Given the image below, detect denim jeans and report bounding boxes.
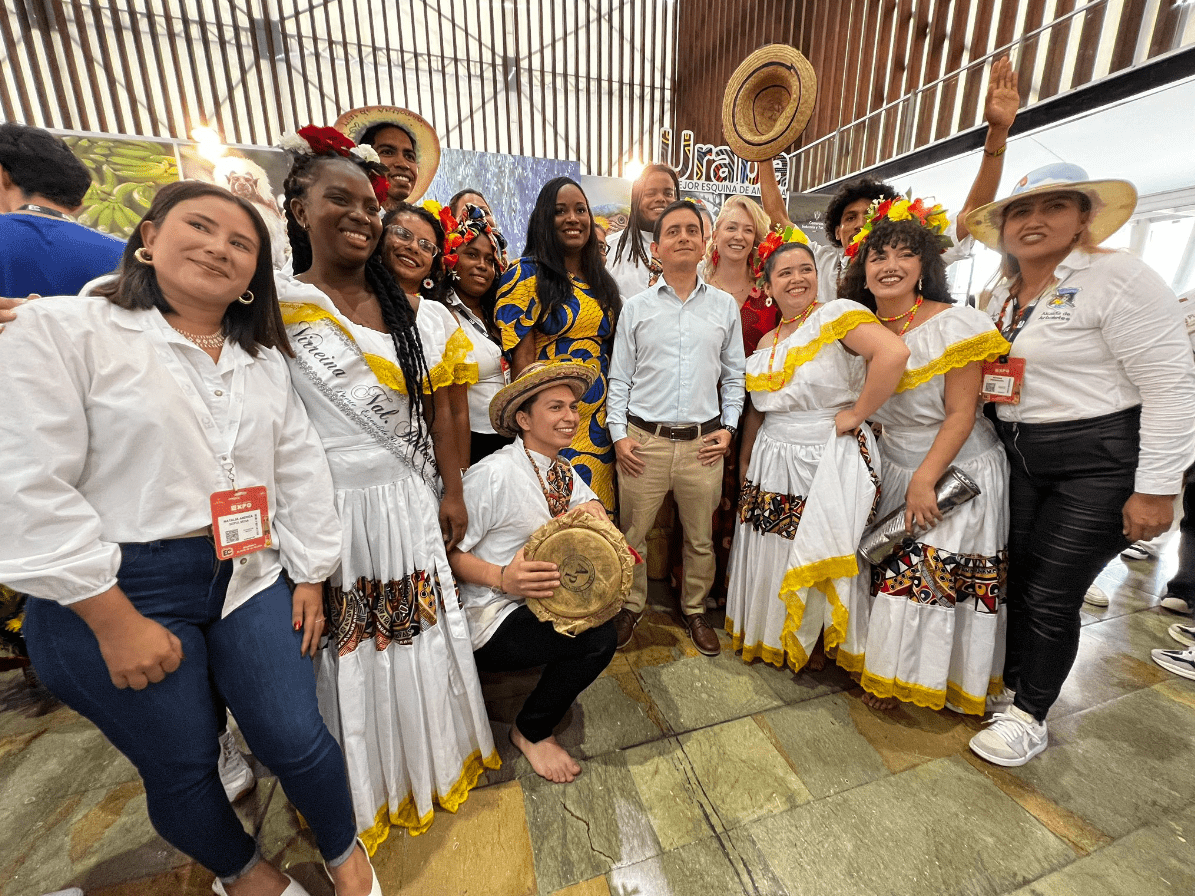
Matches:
[23,537,357,879]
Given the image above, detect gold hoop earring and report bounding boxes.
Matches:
[237,290,254,305]
[134,247,153,265]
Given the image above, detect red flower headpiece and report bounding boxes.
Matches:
[843,194,952,261]
[282,125,390,205]
[751,224,811,283]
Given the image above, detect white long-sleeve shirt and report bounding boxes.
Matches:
[0,295,342,614]
[986,248,1195,495]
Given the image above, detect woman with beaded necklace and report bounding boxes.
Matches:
[841,203,1012,715]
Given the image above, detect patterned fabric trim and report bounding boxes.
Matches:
[854,427,882,524]
[726,623,805,673]
[895,329,1011,393]
[737,481,807,540]
[326,570,446,656]
[857,671,1005,715]
[0,585,28,666]
[871,543,1008,611]
[425,326,479,393]
[545,458,574,518]
[745,309,878,393]
[359,747,503,852]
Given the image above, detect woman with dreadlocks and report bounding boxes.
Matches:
[277,127,497,852]
[606,164,679,299]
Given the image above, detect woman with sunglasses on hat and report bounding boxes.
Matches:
[276,128,497,852]
[0,180,381,895]
[963,164,1195,767]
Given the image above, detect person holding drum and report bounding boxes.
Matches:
[448,360,619,784]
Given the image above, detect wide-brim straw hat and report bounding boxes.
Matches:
[489,359,598,438]
[964,162,1137,251]
[721,44,818,162]
[333,105,440,202]
[523,509,632,637]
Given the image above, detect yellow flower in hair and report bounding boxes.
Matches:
[928,211,950,232]
[887,200,912,222]
[422,199,444,217]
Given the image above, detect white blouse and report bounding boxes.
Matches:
[445,292,507,435]
[0,295,342,614]
[986,249,1195,495]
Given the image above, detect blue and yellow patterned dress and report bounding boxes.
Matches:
[495,258,616,512]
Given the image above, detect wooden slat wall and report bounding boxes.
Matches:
[672,0,1195,191]
[0,0,679,177]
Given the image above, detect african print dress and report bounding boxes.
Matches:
[860,306,1011,714]
[276,275,498,853]
[495,258,616,511]
[725,300,883,673]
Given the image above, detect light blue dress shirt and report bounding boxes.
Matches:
[607,274,746,442]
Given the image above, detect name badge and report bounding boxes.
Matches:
[981,358,1025,404]
[210,486,272,559]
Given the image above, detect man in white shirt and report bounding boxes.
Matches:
[449,361,616,784]
[607,200,747,655]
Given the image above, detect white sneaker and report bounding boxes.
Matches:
[1151,646,1195,681]
[218,727,256,803]
[1083,584,1110,607]
[968,706,1048,767]
[1161,595,1193,614]
[986,686,1016,714]
[1169,623,1195,647]
[1121,540,1160,561]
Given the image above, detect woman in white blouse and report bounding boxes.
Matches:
[964,164,1195,768]
[0,181,379,895]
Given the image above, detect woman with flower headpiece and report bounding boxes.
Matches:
[275,126,497,852]
[496,177,622,513]
[725,228,908,675]
[840,198,1012,715]
[426,200,514,463]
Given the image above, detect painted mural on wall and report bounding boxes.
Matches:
[61,137,178,239]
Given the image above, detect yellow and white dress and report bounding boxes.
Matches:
[276,275,497,853]
[725,299,882,673]
[860,305,1011,714]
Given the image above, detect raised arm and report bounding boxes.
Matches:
[955,56,1020,241]
[758,157,794,230]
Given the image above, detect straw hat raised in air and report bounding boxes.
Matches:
[721,44,818,162]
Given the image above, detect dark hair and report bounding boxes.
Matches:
[359,121,417,153]
[522,177,622,334]
[839,218,954,311]
[824,178,901,247]
[283,152,432,442]
[651,199,705,243]
[382,202,449,307]
[455,231,501,327]
[612,164,680,269]
[0,123,92,207]
[763,241,818,285]
[93,181,287,357]
[450,188,487,216]
[998,190,1094,280]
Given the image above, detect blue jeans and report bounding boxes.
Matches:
[23,537,356,879]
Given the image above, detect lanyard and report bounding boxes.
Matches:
[15,203,70,220]
[450,295,500,346]
[997,276,1062,347]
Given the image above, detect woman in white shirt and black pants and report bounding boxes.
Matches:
[963,165,1195,769]
[0,182,379,896]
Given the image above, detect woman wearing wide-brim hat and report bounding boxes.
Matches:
[334,105,440,207]
[964,163,1195,768]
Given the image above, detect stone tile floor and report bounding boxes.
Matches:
[3,540,1195,896]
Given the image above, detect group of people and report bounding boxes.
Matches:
[2,54,1195,896]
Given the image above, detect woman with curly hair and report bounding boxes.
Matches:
[277,128,497,852]
[841,204,1012,715]
[495,177,622,512]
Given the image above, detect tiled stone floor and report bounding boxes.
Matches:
[4,539,1195,896]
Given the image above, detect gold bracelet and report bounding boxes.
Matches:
[498,564,507,591]
[984,144,1007,157]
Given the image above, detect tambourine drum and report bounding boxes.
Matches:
[522,509,633,637]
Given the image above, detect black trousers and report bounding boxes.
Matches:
[998,406,1140,722]
[470,430,514,466]
[473,606,617,742]
[1164,467,1195,615]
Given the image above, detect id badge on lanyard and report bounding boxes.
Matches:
[981,295,1035,404]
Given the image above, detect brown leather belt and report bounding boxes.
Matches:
[627,414,722,441]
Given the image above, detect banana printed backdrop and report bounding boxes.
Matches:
[63,137,180,239]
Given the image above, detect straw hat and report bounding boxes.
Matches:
[489,359,598,438]
[523,509,632,637]
[721,44,818,162]
[964,163,1137,251]
[333,105,440,201]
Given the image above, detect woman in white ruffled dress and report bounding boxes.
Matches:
[278,134,497,853]
[725,237,908,674]
[841,210,1012,714]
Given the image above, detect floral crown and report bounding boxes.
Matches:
[843,193,952,261]
[279,125,390,205]
[422,199,509,274]
[752,223,811,283]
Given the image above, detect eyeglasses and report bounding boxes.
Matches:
[597,243,609,257]
[386,225,440,257]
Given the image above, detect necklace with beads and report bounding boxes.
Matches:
[170,324,225,350]
[877,295,924,335]
[765,300,819,388]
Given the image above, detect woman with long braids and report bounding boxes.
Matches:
[495,177,622,512]
[276,127,497,851]
[606,163,680,299]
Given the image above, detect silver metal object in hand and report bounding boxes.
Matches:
[857,466,981,565]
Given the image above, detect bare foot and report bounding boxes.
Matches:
[326,842,375,896]
[511,725,581,783]
[222,861,290,896]
[806,637,827,672]
[861,691,898,711]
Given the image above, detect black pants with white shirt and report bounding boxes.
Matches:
[997,406,1139,722]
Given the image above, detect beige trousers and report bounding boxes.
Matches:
[619,423,724,616]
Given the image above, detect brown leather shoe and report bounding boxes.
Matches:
[614,608,641,649]
[685,613,721,656]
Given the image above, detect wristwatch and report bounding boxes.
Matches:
[722,425,737,438]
